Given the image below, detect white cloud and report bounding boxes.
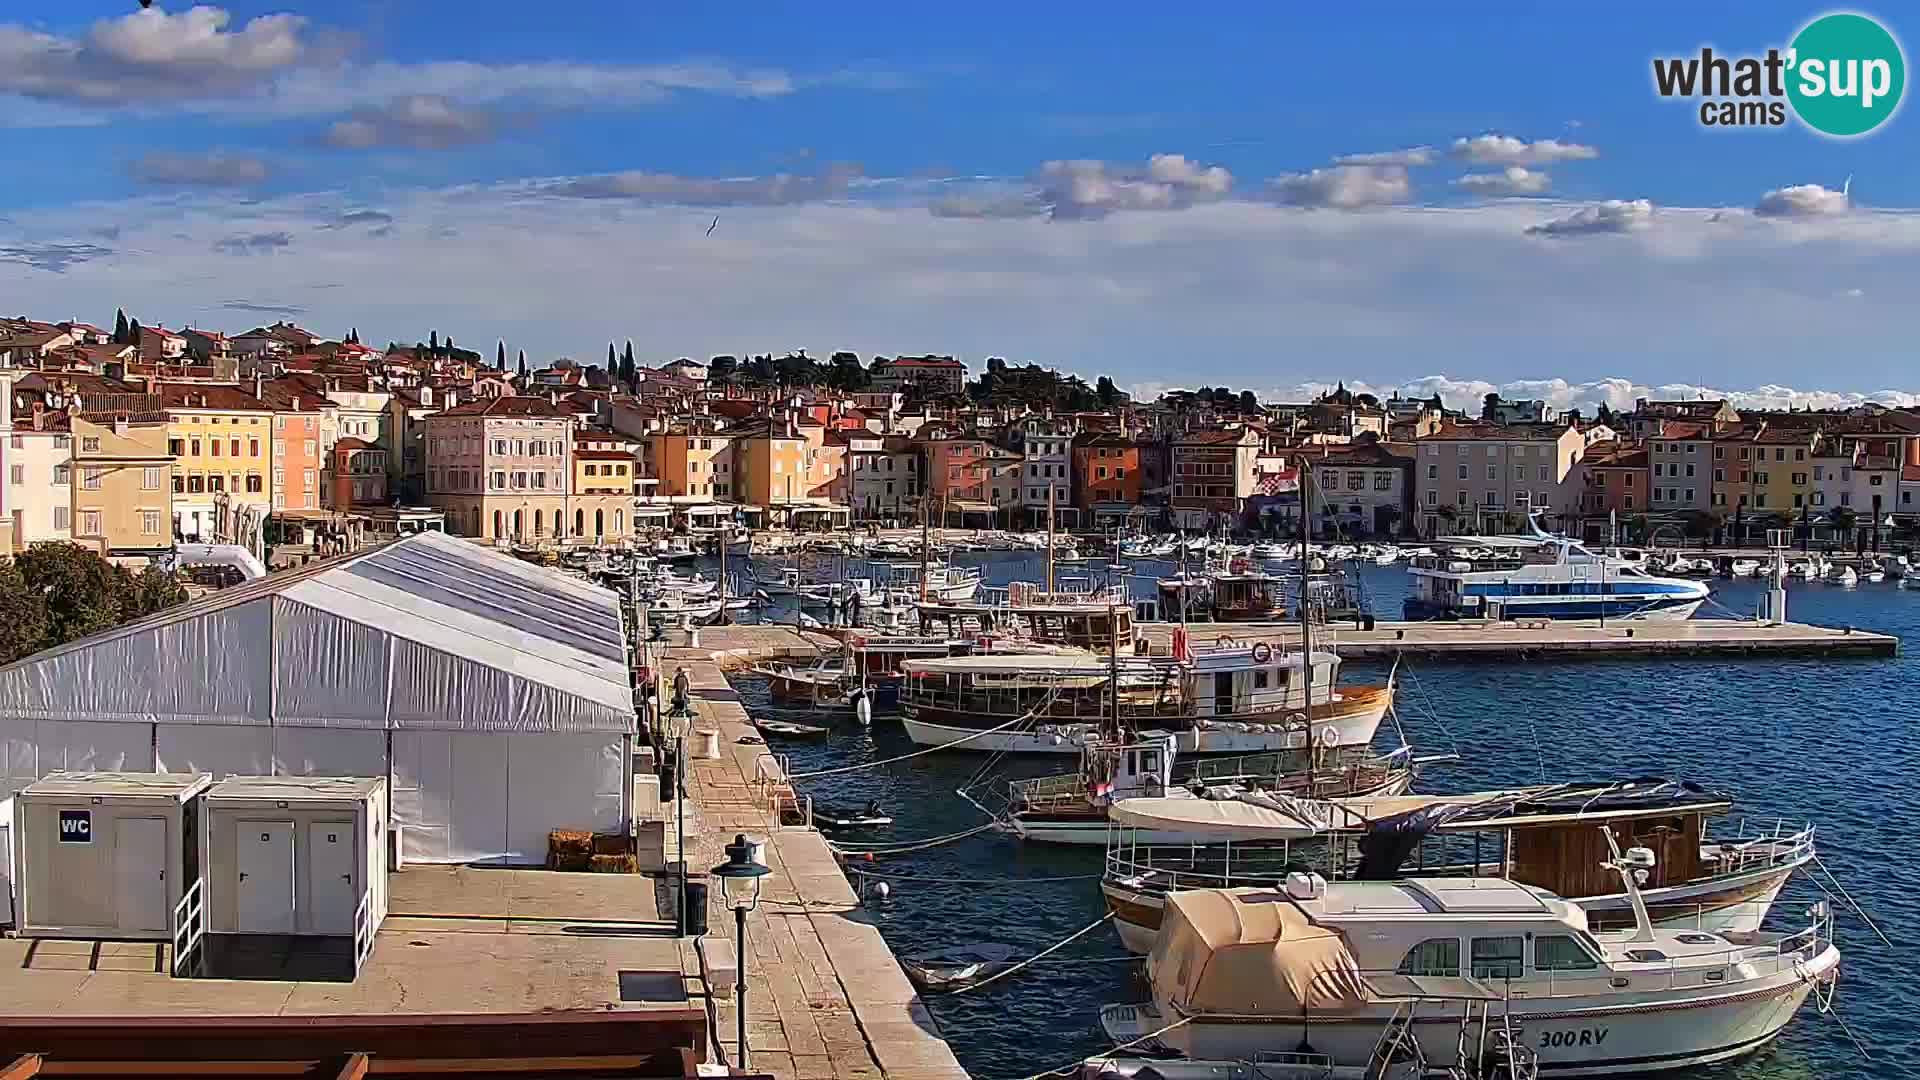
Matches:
[0,6,311,104]
[1453,166,1551,196]
[1266,165,1410,208]
[3,187,1919,393]
[549,164,863,205]
[323,95,498,149]
[258,58,797,117]
[129,149,270,186]
[1525,199,1653,237]
[1282,375,1920,415]
[1036,154,1233,219]
[1451,134,1598,166]
[1754,183,1850,218]
[1334,147,1435,167]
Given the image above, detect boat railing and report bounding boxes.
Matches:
[1106,842,1312,893]
[1715,818,1817,872]
[899,677,1351,723]
[977,581,1131,609]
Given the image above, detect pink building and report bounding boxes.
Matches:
[424,396,574,542]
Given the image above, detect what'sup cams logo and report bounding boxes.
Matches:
[1653,12,1905,137]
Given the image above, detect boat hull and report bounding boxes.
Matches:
[1104,947,1836,1076]
[1403,596,1704,621]
[903,687,1390,755]
[1012,773,1414,846]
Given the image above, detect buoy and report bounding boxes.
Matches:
[875,880,892,899]
[856,692,874,727]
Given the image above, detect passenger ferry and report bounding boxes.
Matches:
[1404,522,1707,621]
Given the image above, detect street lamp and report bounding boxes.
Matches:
[662,689,692,938]
[711,834,770,1071]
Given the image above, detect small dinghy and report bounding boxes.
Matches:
[758,718,830,738]
[812,799,892,830]
[900,943,1022,992]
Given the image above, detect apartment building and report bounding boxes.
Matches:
[869,355,967,396]
[651,427,735,501]
[157,384,273,541]
[70,406,173,560]
[571,430,635,544]
[1413,422,1586,537]
[1646,420,1713,515]
[1019,416,1076,527]
[734,419,809,509]
[984,447,1025,522]
[331,438,389,507]
[1073,432,1142,526]
[1574,441,1648,539]
[1729,426,1819,517]
[1170,426,1260,529]
[1810,440,1899,524]
[1307,442,1413,538]
[846,433,920,521]
[424,396,573,542]
[9,407,72,546]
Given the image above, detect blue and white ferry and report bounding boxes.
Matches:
[1404,519,1708,621]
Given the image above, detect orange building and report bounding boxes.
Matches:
[1073,433,1142,519]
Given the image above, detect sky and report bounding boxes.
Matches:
[1,2,1917,413]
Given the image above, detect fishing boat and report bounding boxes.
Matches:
[846,634,980,707]
[901,944,1022,993]
[1827,564,1859,586]
[1405,518,1707,621]
[757,717,830,738]
[1099,831,1840,1076]
[755,659,853,704]
[1000,734,1422,845]
[914,580,1136,652]
[899,636,1392,755]
[812,799,892,829]
[1100,778,1815,953]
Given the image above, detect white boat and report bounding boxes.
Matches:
[1405,519,1707,621]
[1726,558,1760,578]
[899,639,1392,756]
[1101,830,1839,1077]
[1863,567,1886,583]
[1250,541,1292,562]
[1827,565,1858,586]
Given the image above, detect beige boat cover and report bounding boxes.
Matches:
[1148,888,1371,1016]
[1109,795,1335,840]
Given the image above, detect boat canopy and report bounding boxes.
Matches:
[1108,794,1341,840]
[1148,888,1371,1015]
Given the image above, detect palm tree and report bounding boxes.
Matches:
[1830,505,1858,549]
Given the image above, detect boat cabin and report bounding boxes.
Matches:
[916,596,1133,652]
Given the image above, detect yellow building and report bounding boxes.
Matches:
[156,384,273,541]
[70,407,174,560]
[1741,425,1819,518]
[570,429,637,544]
[735,419,808,509]
[650,428,735,501]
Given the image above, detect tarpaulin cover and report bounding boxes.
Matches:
[1148,888,1370,1016]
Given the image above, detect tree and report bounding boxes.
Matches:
[0,562,48,664]
[708,355,738,382]
[1595,401,1615,426]
[620,341,637,388]
[120,565,187,620]
[429,330,439,352]
[607,342,617,372]
[1096,376,1119,409]
[1239,390,1259,413]
[113,309,129,344]
[1831,505,1858,548]
[497,340,506,369]
[1481,392,1502,422]
[127,318,143,351]
[517,349,528,381]
[15,543,126,650]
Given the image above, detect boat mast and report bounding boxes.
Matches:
[1298,456,1314,720]
[919,493,931,605]
[1046,484,1057,597]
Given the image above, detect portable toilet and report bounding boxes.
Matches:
[200,776,388,959]
[12,771,211,940]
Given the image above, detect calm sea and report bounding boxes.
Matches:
[722,550,1916,1080]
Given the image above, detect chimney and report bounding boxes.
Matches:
[254,374,262,399]
[292,396,301,412]
[419,385,433,407]
[445,388,458,408]
[549,390,560,406]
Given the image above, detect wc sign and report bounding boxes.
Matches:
[58,809,92,844]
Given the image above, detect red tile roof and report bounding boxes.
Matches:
[154,383,271,411]
[437,395,572,418]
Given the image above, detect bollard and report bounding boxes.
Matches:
[698,728,722,759]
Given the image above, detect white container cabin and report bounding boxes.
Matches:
[12,771,211,941]
[200,775,388,954]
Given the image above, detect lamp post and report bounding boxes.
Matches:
[711,834,770,1071]
[663,683,691,937]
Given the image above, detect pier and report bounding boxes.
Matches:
[1139,617,1899,660]
[651,635,969,1080]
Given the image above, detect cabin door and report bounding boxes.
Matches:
[1214,672,1234,713]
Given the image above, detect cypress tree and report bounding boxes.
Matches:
[128,318,143,350]
[608,342,616,370]
[517,350,528,381]
[497,341,506,369]
[113,309,129,344]
[429,330,438,351]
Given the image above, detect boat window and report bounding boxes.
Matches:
[1469,936,1524,980]
[1533,935,1600,971]
[1254,670,1270,690]
[1394,938,1460,978]
[1674,932,1720,945]
[1624,949,1669,963]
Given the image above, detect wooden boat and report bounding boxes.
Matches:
[756,660,853,704]
[812,799,892,829]
[900,944,1022,993]
[758,718,830,738]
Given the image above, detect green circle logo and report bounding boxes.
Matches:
[1787,12,1906,136]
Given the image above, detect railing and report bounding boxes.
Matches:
[1713,818,1817,873]
[900,677,1351,725]
[171,876,206,978]
[352,887,375,973]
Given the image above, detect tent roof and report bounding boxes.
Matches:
[0,532,635,734]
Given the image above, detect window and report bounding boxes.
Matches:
[1538,465,1550,482]
[491,470,506,490]
[1470,936,1525,980]
[1795,448,1806,461]
[1594,473,1607,487]
[1456,490,1468,508]
[1684,488,1694,503]
[245,474,263,494]
[1347,472,1363,491]
[1714,468,1725,482]
[211,439,222,457]
[1686,443,1696,454]
[82,436,101,452]
[1791,472,1807,486]
[81,467,102,490]
[1426,464,1438,479]
[249,439,259,457]
[1425,490,1438,506]
[79,510,101,536]
[1813,465,1825,481]
[141,509,161,535]
[1624,494,1635,509]
[1457,464,1468,480]
[1513,466,1525,481]
[1840,492,1852,507]
[1486,465,1497,481]
[1685,464,1695,477]
[1775,448,1786,461]
[1534,935,1600,971]
[1374,472,1391,491]
[142,466,163,490]
[1871,474,1885,486]
[53,506,69,531]
[54,464,70,485]
[1396,938,1460,977]
[6,465,18,485]
[169,438,185,456]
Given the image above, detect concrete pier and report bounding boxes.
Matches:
[651,635,968,1080]
[1136,618,1898,660]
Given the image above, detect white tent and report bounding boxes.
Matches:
[0,532,635,865]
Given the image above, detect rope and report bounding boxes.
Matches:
[844,869,1101,885]
[788,686,1062,779]
[831,821,1000,855]
[1005,1014,1193,1080]
[951,911,1116,997]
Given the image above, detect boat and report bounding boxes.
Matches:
[1100,830,1839,1076]
[758,718,831,738]
[914,580,1135,652]
[899,637,1392,756]
[1727,558,1760,578]
[811,799,892,829]
[1863,567,1886,583]
[1827,565,1859,586]
[846,634,979,707]
[755,659,853,704]
[1100,778,1814,954]
[1001,734,1422,845]
[900,944,1022,993]
[1250,541,1293,563]
[1404,519,1708,621]
[1156,565,1289,623]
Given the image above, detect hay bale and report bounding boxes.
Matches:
[589,853,639,874]
[591,831,633,856]
[548,829,594,871]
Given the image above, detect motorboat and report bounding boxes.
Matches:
[1404,518,1707,621]
[913,580,1134,652]
[812,799,892,829]
[901,944,1022,993]
[1100,830,1839,1076]
[755,659,853,705]
[1250,541,1293,563]
[1827,565,1859,587]
[1000,734,1422,845]
[899,637,1392,755]
[1101,778,1815,954]
[1726,558,1760,578]
[1862,566,1886,583]
[757,718,830,739]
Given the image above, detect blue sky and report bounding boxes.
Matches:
[2,2,1917,410]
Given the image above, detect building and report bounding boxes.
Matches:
[424,395,574,543]
[156,384,273,542]
[1073,432,1142,526]
[1412,422,1587,537]
[9,406,72,546]
[1574,441,1648,539]
[1019,415,1076,526]
[331,437,389,507]
[570,429,635,544]
[1304,442,1413,538]
[70,404,174,560]
[983,446,1025,524]
[1485,399,1552,425]
[845,433,921,521]
[1628,398,1741,441]
[870,355,967,396]
[231,321,318,358]
[1646,421,1714,517]
[649,427,735,501]
[1170,426,1261,529]
[136,325,187,361]
[1748,425,1819,521]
